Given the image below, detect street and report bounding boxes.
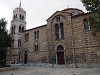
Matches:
[0,64,100,75]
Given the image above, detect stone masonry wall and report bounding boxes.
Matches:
[20,25,48,63]
[72,14,100,63]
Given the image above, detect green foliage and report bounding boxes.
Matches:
[0,18,11,66]
[89,13,100,35]
[0,18,7,32]
[81,0,100,13]
[81,0,100,35]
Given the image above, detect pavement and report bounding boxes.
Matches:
[0,64,100,75]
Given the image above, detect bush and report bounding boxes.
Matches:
[0,64,10,68]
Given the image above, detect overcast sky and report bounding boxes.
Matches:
[0,0,86,30]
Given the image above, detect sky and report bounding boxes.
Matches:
[0,0,87,30]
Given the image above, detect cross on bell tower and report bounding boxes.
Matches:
[19,0,21,7]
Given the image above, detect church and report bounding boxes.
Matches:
[7,3,100,65]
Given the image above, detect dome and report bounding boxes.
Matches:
[13,7,26,13]
[62,8,84,16]
[62,8,84,13]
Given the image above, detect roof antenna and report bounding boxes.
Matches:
[19,0,21,7]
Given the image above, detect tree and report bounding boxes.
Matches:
[0,18,11,66]
[81,0,100,35]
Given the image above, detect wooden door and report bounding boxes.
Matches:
[57,52,65,64]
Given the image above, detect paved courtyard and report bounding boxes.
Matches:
[0,65,100,75]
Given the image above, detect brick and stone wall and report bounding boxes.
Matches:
[72,14,100,63]
[20,25,48,63]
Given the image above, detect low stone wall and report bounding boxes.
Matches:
[0,67,18,72]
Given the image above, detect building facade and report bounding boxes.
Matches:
[7,5,100,64]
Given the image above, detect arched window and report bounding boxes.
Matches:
[25,33,29,42]
[84,19,90,30]
[22,27,24,32]
[57,45,64,51]
[56,16,60,22]
[22,16,24,20]
[13,14,17,19]
[34,31,39,40]
[55,23,64,39]
[20,14,21,19]
[25,50,27,54]
[16,14,17,18]
[60,23,64,39]
[37,31,39,39]
[14,26,16,33]
[55,24,59,39]
[18,39,21,47]
[19,26,21,33]
[14,15,16,19]
[35,45,38,51]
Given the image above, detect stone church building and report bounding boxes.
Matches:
[7,4,100,64]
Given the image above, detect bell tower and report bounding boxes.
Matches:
[10,1,26,63]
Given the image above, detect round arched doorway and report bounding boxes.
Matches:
[57,45,65,64]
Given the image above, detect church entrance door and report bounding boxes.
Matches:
[57,45,65,64]
[57,52,65,64]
